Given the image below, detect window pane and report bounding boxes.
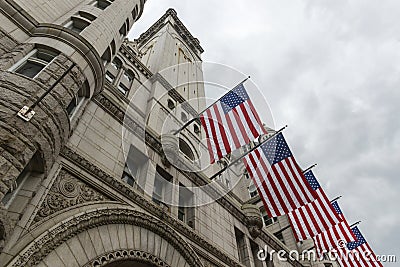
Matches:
[118,83,128,95]
[105,72,114,83]
[16,61,44,78]
[66,97,77,117]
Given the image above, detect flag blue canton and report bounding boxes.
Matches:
[331,201,343,214]
[304,171,320,191]
[220,84,250,114]
[347,227,366,250]
[261,133,293,165]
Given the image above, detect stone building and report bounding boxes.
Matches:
[0,1,338,266]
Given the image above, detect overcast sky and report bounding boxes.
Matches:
[128,0,400,260]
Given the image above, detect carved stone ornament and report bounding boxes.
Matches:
[242,204,263,239]
[9,207,204,267]
[84,249,171,267]
[33,169,109,224]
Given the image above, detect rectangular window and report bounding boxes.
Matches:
[152,166,172,209]
[118,83,129,95]
[105,71,115,83]
[250,241,264,267]
[234,228,250,265]
[123,146,148,188]
[121,164,135,186]
[274,232,285,245]
[67,87,86,118]
[249,183,258,198]
[261,209,277,226]
[13,49,57,78]
[178,184,195,228]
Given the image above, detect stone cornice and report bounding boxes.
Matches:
[120,43,152,79]
[136,8,204,54]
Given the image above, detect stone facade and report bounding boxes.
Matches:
[0,2,338,267]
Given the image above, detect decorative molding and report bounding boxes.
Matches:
[120,43,152,79]
[136,8,204,54]
[33,169,109,224]
[84,249,171,267]
[10,208,204,267]
[241,204,263,239]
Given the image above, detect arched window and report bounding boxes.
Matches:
[181,112,188,122]
[118,69,134,96]
[179,138,195,161]
[65,16,91,33]
[94,0,112,10]
[119,23,127,37]
[11,48,58,78]
[193,124,200,135]
[167,99,175,110]
[101,46,112,64]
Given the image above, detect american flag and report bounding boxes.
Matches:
[288,171,342,241]
[243,133,316,217]
[336,227,383,267]
[332,201,346,221]
[200,84,266,163]
[312,201,357,258]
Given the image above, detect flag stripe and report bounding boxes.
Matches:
[211,104,231,155]
[200,115,217,163]
[216,103,240,148]
[247,99,267,134]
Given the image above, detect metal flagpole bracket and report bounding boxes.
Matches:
[17,106,36,121]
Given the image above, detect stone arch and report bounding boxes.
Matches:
[5,205,204,267]
[85,249,170,267]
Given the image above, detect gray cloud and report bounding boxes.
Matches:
[129,0,400,260]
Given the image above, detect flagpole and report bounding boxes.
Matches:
[330,196,342,203]
[209,125,288,180]
[350,221,361,228]
[173,76,251,135]
[303,164,317,174]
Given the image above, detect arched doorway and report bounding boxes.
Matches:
[3,204,204,267]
